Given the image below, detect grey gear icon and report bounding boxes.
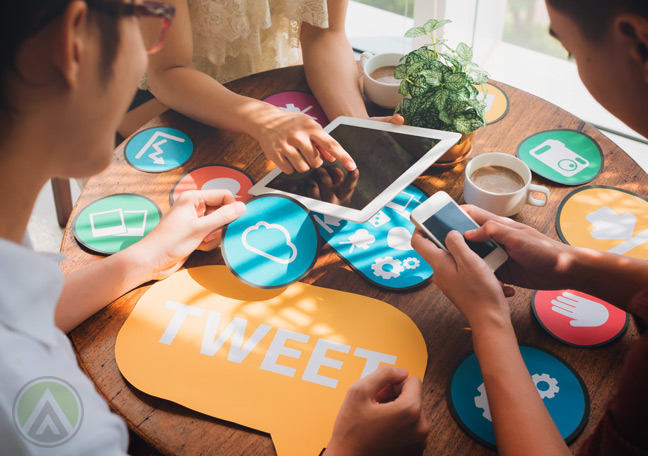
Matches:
[474,383,492,422]
[402,257,421,269]
[532,373,559,399]
[370,256,405,279]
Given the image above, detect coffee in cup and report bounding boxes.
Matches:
[360,52,404,109]
[464,153,551,217]
[369,66,399,85]
[469,165,525,194]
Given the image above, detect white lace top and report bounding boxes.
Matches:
[144,0,328,89]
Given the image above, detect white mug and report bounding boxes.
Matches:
[464,153,550,217]
[360,51,404,109]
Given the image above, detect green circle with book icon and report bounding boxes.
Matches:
[516,129,603,185]
[73,194,161,255]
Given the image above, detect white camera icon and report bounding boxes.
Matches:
[529,139,589,177]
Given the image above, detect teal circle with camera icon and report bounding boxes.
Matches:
[516,130,603,186]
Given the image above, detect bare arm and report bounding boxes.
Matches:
[301,0,369,120]
[145,0,354,174]
[412,231,570,455]
[56,190,244,333]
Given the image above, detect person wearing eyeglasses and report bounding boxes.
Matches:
[125,0,404,175]
[0,1,427,454]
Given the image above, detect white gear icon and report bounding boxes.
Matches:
[474,383,492,422]
[371,257,405,279]
[402,257,421,270]
[532,373,559,399]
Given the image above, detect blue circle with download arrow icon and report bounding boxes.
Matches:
[125,127,193,173]
[222,195,320,289]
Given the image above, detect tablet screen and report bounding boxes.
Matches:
[266,124,440,210]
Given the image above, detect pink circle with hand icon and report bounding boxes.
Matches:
[532,290,628,347]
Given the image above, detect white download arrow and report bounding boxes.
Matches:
[148,139,167,165]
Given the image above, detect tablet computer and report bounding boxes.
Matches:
[249,116,461,223]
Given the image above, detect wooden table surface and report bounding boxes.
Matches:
[61,65,643,455]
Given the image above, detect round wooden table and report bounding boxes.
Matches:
[61,65,644,455]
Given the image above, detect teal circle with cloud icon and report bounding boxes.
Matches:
[222,195,320,289]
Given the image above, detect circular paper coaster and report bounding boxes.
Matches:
[170,165,255,205]
[73,194,161,255]
[476,83,509,125]
[532,290,628,347]
[556,185,648,260]
[262,91,329,128]
[447,345,589,449]
[125,127,193,173]
[221,195,320,289]
[516,129,603,185]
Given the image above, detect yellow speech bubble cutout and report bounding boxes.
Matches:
[557,186,648,260]
[116,266,427,456]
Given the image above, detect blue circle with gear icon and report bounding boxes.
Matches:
[221,195,320,289]
[447,345,589,449]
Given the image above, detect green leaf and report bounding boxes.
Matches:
[394,64,408,80]
[439,53,461,71]
[421,69,443,87]
[456,42,473,61]
[398,79,410,96]
[423,18,452,33]
[405,27,426,38]
[431,89,448,111]
[445,72,468,91]
[468,68,490,84]
[410,75,431,96]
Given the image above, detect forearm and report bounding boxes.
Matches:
[148,66,268,138]
[56,247,153,333]
[471,315,570,456]
[302,29,368,120]
[566,246,648,309]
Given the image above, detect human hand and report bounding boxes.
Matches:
[462,205,576,290]
[306,167,359,205]
[325,366,428,456]
[551,291,610,327]
[253,103,355,174]
[412,230,511,328]
[130,190,245,280]
[370,114,406,125]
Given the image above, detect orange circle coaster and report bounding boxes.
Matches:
[475,83,509,125]
[556,185,648,260]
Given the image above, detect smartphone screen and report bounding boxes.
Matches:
[422,202,497,258]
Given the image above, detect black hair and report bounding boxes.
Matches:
[0,0,122,131]
[546,0,648,41]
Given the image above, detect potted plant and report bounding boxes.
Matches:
[395,19,490,167]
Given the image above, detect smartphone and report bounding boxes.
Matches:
[410,191,508,271]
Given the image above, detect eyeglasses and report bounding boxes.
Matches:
[121,1,175,54]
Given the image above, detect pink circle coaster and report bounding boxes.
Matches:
[532,289,628,348]
[262,91,329,127]
[170,165,255,205]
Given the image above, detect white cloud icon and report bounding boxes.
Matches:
[241,221,298,265]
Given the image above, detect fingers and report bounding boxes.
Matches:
[178,188,237,209]
[312,132,356,171]
[281,144,311,174]
[289,136,324,170]
[269,150,296,174]
[369,114,406,125]
[556,296,577,307]
[462,204,524,229]
[198,201,246,233]
[314,168,336,202]
[464,219,513,244]
[388,377,429,441]
[411,230,448,267]
[444,230,483,268]
[551,302,575,318]
[355,366,409,398]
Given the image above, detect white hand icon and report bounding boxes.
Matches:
[550,291,609,328]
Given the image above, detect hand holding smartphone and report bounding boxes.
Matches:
[410,191,508,271]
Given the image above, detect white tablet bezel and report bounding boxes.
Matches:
[249,116,462,223]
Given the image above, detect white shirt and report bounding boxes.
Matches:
[0,238,128,455]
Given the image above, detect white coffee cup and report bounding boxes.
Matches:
[464,152,550,217]
[360,51,404,109]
